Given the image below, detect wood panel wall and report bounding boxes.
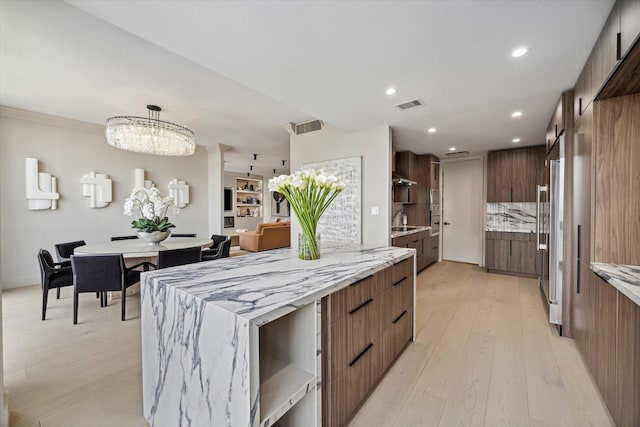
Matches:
[594,93,640,265]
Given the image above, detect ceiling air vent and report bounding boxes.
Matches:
[445,151,470,158]
[395,99,424,111]
[294,120,323,135]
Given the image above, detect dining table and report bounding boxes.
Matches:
[74,236,213,258]
[74,236,213,299]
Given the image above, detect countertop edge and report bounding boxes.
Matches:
[251,248,415,326]
[390,226,431,238]
[590,262,640,307]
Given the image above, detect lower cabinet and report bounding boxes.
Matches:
[575,271,640,427]
[392,231,437,272]
[322,257,414,427]
[485,232,539,276]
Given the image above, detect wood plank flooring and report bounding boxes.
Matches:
[2,261,613,426]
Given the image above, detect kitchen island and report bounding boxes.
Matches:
[141,244,415,427]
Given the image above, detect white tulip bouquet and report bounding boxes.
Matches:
[269,169,345,259]
[124,187,179,232]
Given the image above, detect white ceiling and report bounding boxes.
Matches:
[1,0,614,176]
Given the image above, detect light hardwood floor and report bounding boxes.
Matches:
[2,262,613,426]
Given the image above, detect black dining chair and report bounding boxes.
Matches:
[53,240,86,299]
[156,246,202,269]
[38,249,73,320]
[70,254,152,323]
[202,238,231,261]
[172,233,196,237]
[111,235,138,241]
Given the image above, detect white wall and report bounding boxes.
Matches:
[0,106,210,289]
[290,124,392,247]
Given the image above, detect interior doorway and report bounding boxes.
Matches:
[441,157,484,265]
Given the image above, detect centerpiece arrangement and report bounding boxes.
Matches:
[124,186,179,244]
[269,169,345,260]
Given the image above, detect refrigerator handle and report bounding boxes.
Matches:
[536,185,548,250]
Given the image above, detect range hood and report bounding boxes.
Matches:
[392,171,417,186]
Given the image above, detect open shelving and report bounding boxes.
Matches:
[259,302,317,427]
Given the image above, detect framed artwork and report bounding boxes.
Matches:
[303,156,361,243]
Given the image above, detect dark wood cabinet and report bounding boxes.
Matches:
[485,232,539,276]
[592,3,620,98]
[573,103,593,265]
[620,0,640,59]
[574,55,593,117]
[571,261,592,366]
[395,151,418,182]
[616,291,640,427]
[323,258,414,427]
[487,146,545,203]
[578,272,640,427]
[392,230,436,272]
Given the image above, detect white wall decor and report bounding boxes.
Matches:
[134,168,155,189]
[168,178,190,208]
[25,157,59,210]
[303,156,362,243]
[81,171,113,208]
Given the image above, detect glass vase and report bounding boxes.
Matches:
[298,232,320,260]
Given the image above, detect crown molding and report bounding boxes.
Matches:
[0,105,105,134]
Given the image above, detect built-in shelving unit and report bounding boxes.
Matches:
[236,177,263,230]
[259,302,317,427]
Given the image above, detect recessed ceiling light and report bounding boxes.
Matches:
[449,147,456,151]
[512,138,521,143]
[511,111,523,118]
[385,87,396,95]
[511,47,529,58]
[428,127,436,133]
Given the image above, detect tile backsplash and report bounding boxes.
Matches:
[486,202,537,233]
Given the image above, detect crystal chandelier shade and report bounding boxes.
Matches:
[105,105,195,156]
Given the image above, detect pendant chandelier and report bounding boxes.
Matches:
[106,105,195,156]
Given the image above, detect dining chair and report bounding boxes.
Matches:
[172,233,196,237]
[202,238,231,261]
[53,240,86,299]
[110,235,138,241]
[38,249,73,320]
[156,246,202,269]
[70,254,152,323]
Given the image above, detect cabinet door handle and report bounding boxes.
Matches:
[349,343,373,367]
[510,187,513,202]
[616,32,621,61]
[576,259,581,294]
[350,274,373,287]
[349,298,373,315]
[393,277,406,287]
[577,225,581,261]
[393,310,408,324]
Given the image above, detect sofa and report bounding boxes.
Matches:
[239,221,291,252]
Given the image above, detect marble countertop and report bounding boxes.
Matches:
[390,225,431,238]
[141,243,414,326]
[590,262,640,307]
[484,227,535,233]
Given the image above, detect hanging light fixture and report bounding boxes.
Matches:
[105,105,195,156]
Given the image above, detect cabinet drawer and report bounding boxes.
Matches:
[329,295,382,378]
[328,336,382,427]
[328,273,380,322]
[390,257,412,287]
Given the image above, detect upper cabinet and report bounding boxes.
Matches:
[620,0,640,59]
[395,151,418,182]
[487,146,546,203]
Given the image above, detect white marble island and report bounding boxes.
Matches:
[141,244,415,427]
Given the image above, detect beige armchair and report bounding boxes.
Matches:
[239,222,291,252]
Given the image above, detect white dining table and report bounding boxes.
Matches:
[74,236,213,300]
[74,236,213,258]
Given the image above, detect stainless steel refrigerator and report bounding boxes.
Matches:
[537,134,564,329]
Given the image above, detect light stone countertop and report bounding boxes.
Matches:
[590,262,640,307]
[142,243,414,326]
[390,225,431,239]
